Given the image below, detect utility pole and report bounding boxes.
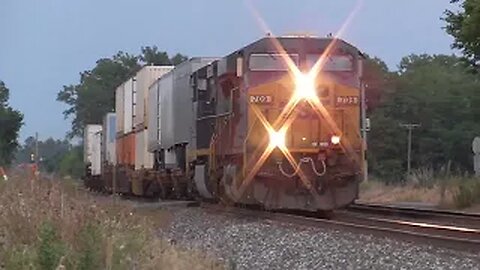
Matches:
[35,132,39,168]
[400,123,420,177]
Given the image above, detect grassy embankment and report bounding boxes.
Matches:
[0,175,223,269]
[360,168,480,211]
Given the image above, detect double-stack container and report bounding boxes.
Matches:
[115,78,136,167]
[102,113,116,165]
[84,125,103,176]
[147,58,217,168]
[134,66,174,170]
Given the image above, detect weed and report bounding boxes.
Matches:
[0,175,223,269]
[453,178,480,209]
[75,223,103,270]
[37,222,65,270]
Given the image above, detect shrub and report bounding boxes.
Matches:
[37,222,66,270]
[453,178,480,209]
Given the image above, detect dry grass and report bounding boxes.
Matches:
[0,175,224,270]
[359,174,480,212]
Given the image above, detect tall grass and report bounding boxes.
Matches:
[0,175,223,269]
[362,166,480,210]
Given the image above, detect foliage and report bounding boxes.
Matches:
[0,80,23,166]
[141,46,188,66]
[0,176,223,269]
[14,137,84,178]
[57,52,140,138]
[362,55,392,112]
[76,223,103,270]
[444,0,480,68]
[368,54,480,182]
[37,222,66,270]
[453,177,480,208]
[58,145,84,179]
[15,136,71,172]
[57,47,188,138]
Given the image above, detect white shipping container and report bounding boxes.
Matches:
[115,84,124,134]
[135,66,174,129]
[123,78,135,134]
[135,129,154,170]
[102,113,116,165]
[84,125,102,176]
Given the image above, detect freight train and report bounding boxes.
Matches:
[83,35,367,211]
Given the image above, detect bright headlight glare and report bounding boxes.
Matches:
[294,72,317,100]
[331,135,341,145]
[269,129,286,148]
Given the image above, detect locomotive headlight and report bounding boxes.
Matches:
[269,129,286,149]
[331,135,341,145]
[294,72,317,101]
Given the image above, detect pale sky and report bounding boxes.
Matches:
[0,0,458,141]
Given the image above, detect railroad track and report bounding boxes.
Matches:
[201,203,480,253]
[347,202,480,228]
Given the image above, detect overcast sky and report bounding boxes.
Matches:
[0,0,458,141]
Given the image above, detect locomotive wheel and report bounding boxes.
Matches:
[216,169,236,207]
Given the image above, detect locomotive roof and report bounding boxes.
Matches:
[231,36,362,58]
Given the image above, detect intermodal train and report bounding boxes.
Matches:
[83,35,367,212]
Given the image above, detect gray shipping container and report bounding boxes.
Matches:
[102,113,116,165]
[147,58,217,152]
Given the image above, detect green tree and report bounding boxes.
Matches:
[57,52,140,138]
[15,137,71,173]
[140,46,171,65]
[170,53,189,65]
[140,46,188,66]
[369,55,480,182]
[58,145,84,178]
[362,56,393,112]
[444,0,480,68]
[0,81,23,166]
[57,48,187,138]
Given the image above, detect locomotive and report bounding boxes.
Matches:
[84,35,367,211]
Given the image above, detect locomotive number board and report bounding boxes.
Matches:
[250,95,273,104]
[335,96,359,106]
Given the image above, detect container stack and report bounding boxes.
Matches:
[134,66,174,171]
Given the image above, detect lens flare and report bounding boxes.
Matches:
[268,129,286,148]
[294,72,318,101]
[331,135,341,145]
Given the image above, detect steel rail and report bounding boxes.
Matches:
[348,202,480,228]
[201,203,480,253]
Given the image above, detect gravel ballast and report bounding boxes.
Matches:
[158,207,480,270]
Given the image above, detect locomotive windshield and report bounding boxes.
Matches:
[306,54,354,71]
[249,53,299,71]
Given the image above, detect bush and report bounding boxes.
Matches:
[453,178,480,209]
[37,222,66,270]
